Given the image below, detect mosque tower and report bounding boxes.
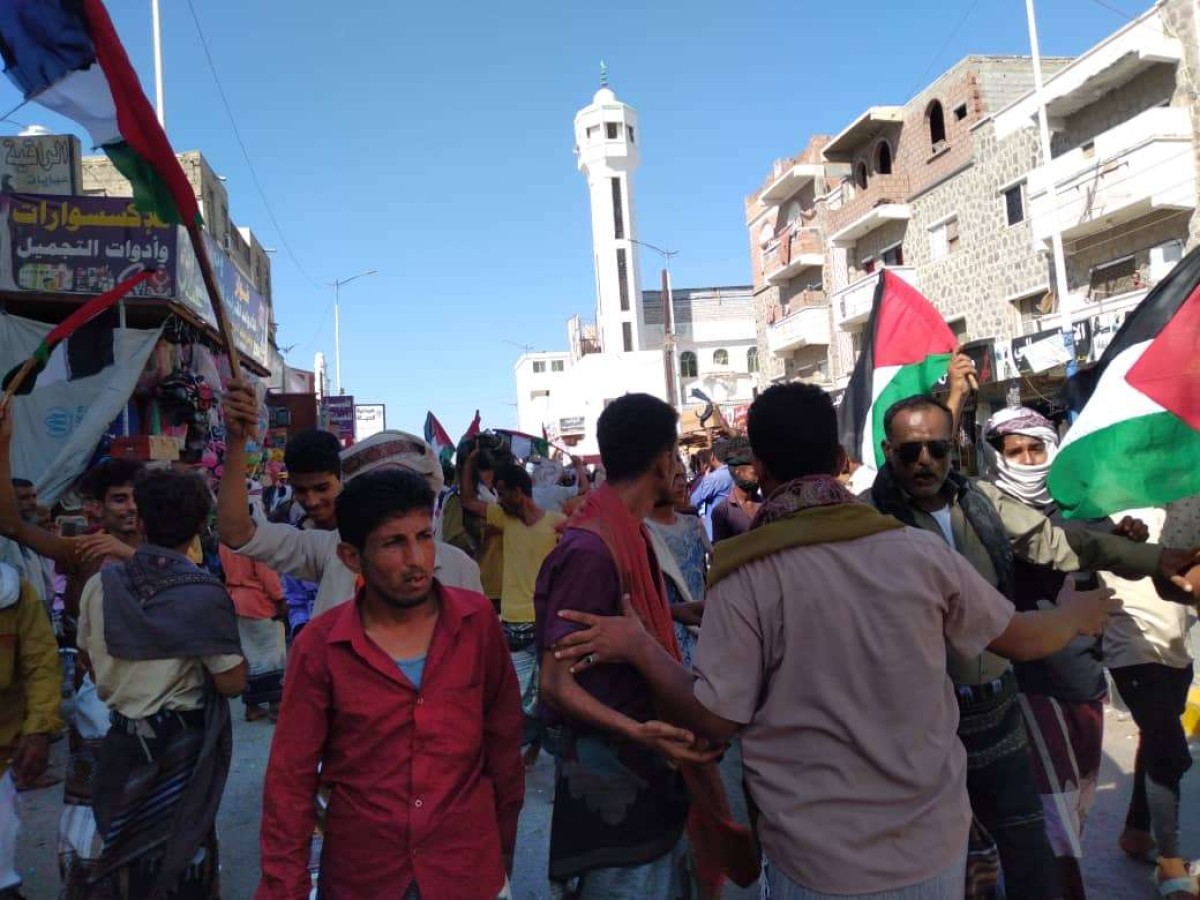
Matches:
[573,63,644,354]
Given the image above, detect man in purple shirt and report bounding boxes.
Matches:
[535,394,722,898]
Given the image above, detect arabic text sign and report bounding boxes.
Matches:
[325,395,355,445]
[1,135,80,195]
[354,403,386,441]
[0,194,175,296]
[175,230,270,366]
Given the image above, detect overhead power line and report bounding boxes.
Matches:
[183,0,322,292]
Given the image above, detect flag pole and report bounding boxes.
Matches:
[185,220,243,380]
[0,359,38,411]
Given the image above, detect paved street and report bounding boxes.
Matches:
[12,704,1200,898]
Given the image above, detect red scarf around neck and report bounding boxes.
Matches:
[569,484,760,893]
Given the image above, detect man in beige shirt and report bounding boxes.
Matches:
[552,383,1118,899]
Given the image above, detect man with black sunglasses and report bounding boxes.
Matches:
[869,393,1198,900]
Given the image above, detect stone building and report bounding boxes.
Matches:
[745,0,1200,396]
[819,56,1071,384]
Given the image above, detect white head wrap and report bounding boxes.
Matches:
[981,407,1059,509]
[340,430,445,494]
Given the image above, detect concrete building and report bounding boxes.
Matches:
[743,137,843,388]
[994,0,1199,352]
[513,78,757,454]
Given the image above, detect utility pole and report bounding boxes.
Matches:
[631,239,679,408]
[329,269,378,394]
[151,0,165,126]
[1025,0,1077,377]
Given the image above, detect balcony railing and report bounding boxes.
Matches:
[830,266,918,329]
[825,173,911,247]
[766,303,831,356]
[762,227,824,284]
[1026,106,1195,243]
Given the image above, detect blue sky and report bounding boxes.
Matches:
[1,0,1140,437]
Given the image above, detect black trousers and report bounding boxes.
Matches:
[1111,663,1194,838]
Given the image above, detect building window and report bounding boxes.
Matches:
[785,201,803,226]
[551,360,565,372]
[611,177,625,240]
[1004,184,1025,226]
[927,100,946,149]
[854,161,868,190]
[862,256,877,275]
[1016,292,1048,331]
[876,141,893,175]
[680,351,698,378]
[758,222,773,247]
[627,125,635,143]
[622,322,633,352]
[606,122,619,140]
[1089,256,1138,299]
[747,347,759,374]
[929,217,958,261]
[882,244,904,266]
[954,103,968,121]
[532,361,546,373]
[616,248,630,311]
[586,125,597,140]
[713,348,729,366]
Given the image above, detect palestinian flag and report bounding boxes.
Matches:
[497,429,550,461]
[423,412,454,467]
[838,270,957,468]
[0,0,201,227]
[461,410,482,444]
[1049,245,1200,519]
[1,269,154,396]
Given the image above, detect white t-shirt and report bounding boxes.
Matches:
[930,506,956,549]
[237,521,483,618]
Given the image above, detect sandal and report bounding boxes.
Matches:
[1154,870,1198,899]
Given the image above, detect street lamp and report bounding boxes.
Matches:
[329,269,377,394]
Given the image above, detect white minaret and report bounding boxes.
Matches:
[574,64,644,355]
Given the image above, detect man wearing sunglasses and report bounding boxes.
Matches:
[869,393,1198,900]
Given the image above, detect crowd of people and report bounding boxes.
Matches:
[0,352,1198,900]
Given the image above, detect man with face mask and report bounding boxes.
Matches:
[711,437,760,543]
[982,407,1157,899]
[869,394,1199,899]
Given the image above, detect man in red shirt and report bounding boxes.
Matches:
[257,469,524,899]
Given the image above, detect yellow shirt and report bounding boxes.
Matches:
[486,504,565,624]
[78,573,243,720]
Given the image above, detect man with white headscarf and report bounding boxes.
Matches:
[218,382,482,617]
[982,406,1149,899]
[531,455,590,515]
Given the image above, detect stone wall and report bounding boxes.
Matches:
[908,122,1048,342]
[1064,210,1190,295]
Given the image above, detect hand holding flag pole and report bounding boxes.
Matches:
[0,269,156,410]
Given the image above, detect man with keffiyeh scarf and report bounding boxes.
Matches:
[981,406,1150,899]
